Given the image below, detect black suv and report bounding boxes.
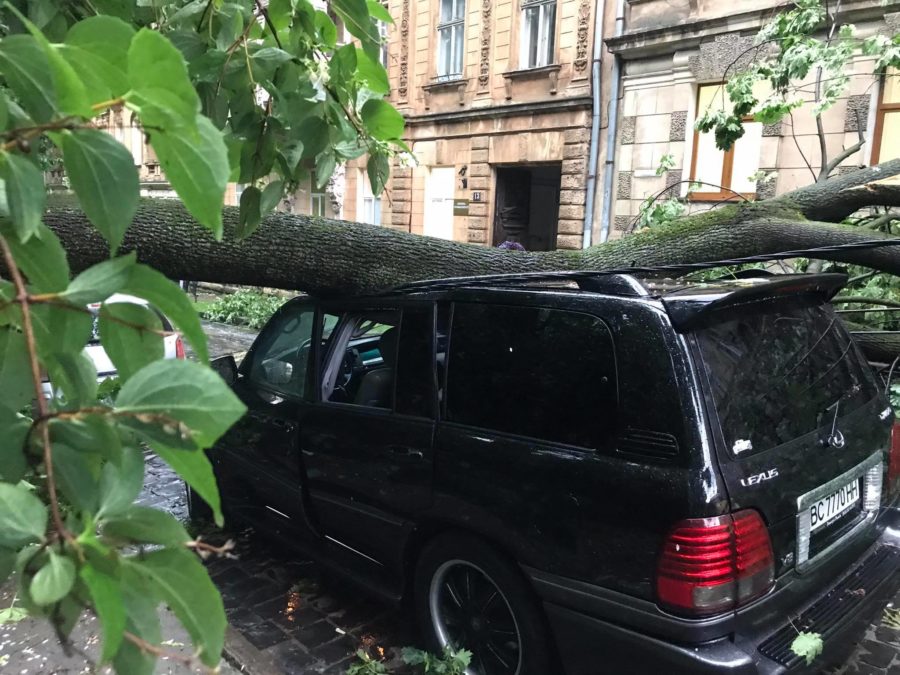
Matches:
[199,272,900,675]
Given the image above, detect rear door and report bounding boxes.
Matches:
[690,300,891,574]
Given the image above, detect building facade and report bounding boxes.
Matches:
[602,0,900,241]
[340,0,607,250]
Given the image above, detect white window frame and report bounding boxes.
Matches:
[519,0,556,69]
[437,0,465,79]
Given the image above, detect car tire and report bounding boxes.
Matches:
[185,484,212,523]
[413,533,552,675]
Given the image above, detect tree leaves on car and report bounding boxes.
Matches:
[97,446,145,519]
[61,130,140,254]
[146,117,229,239]
[0,223,70,294]
[790,631,824,666]
[152,442,224,526]
[123,548,225,667]
[99,301,164,383]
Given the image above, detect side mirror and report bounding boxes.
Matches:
[211,354,238,386]
[263,359,294,386]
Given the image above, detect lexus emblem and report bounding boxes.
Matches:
[829,429,846,449]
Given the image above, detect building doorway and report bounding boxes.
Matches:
[493,164,561,250]
[424,167,456,240]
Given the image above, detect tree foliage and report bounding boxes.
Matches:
[0,0,396,671]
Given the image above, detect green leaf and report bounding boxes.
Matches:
[97,446,144,518]
[0,223,70,293]
[0,35,56,123]
[237,185,261,239]
[366,152,390,196]
[316,151,336,188]
[124,548,225,667]
[99,302,164,383]
[46,351,98,407]
[30,301,93,358]
[127,28,200,131]
[0,605,28,623]
[116,359,245,448]
[121,264,208,363]
[49,414,122,465]
[315,11,338,48]
[331,0,382,57]
[57,45,129,102]
[30,551,75,606]
[52,443,99,514]
[0,92,8,131]
[152,443,223,526]
[147,117,228,238]
[81,563,125,663]
[92,0,134,21]
[63,253,136,305]
[0,407,29,483]
[0,153,46,241]
[114,582,160,675]
[62,130,140,253]
[356,48,389,94]
[260,180,283,214]
[66,15,135,67]
[366,0,394,23]
[103,506,190,546]
[360,99,404,139]
[0,327,33,413]
[6,5,93,119]
[296,117,329,159]
[790,631,823,666]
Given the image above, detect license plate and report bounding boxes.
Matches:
[808,479,860,532]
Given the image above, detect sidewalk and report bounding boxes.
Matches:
[0,581,243,674]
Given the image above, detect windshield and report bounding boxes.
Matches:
[696,304,878,456]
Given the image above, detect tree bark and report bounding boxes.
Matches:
[39,159,900,295]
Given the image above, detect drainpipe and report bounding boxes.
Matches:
[581,0,607,248]
[598,0,625,243]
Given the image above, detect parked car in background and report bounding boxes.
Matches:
[42,293,184,398]
[196,272,900,675]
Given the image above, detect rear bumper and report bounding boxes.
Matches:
[528,507,900,675]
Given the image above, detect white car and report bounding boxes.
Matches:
[42,293,184,398]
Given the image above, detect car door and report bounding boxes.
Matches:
[300,300,437,582]
[212,298,319,539]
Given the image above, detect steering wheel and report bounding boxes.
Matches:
[331,348,360,401]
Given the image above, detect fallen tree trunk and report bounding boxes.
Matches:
[40,159,900,295]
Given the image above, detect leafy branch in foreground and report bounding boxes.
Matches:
[0,0,401,671]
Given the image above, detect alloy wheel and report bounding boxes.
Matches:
[428,559,523,675]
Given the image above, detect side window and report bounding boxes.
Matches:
[322,309,401,408]
[446,303,617,448]
[395,306,435,418]
[248,304,316,399]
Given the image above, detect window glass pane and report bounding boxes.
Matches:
[396,307,435,418]
[325,310,401,408]
[452,0,465,20]
[249,305,316,399]
[452,24,463,74]
[879,111,900,163]
[446,303,617,448]
[731,121,763,193]
[542,2,556,66]
[440,0,454,23]
[438,28,451,76]
[883,67,900,104]
[523,6,539,68]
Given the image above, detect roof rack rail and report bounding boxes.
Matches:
[390,271,648,296]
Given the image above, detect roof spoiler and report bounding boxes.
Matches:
[662,273,848,331]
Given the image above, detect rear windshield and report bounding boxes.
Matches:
[696,304,878,455]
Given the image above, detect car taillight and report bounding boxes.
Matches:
[657,509,774,617]
[175,336,185,359]
[888,423,900,496]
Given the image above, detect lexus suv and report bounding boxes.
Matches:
[197,271,900,674]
